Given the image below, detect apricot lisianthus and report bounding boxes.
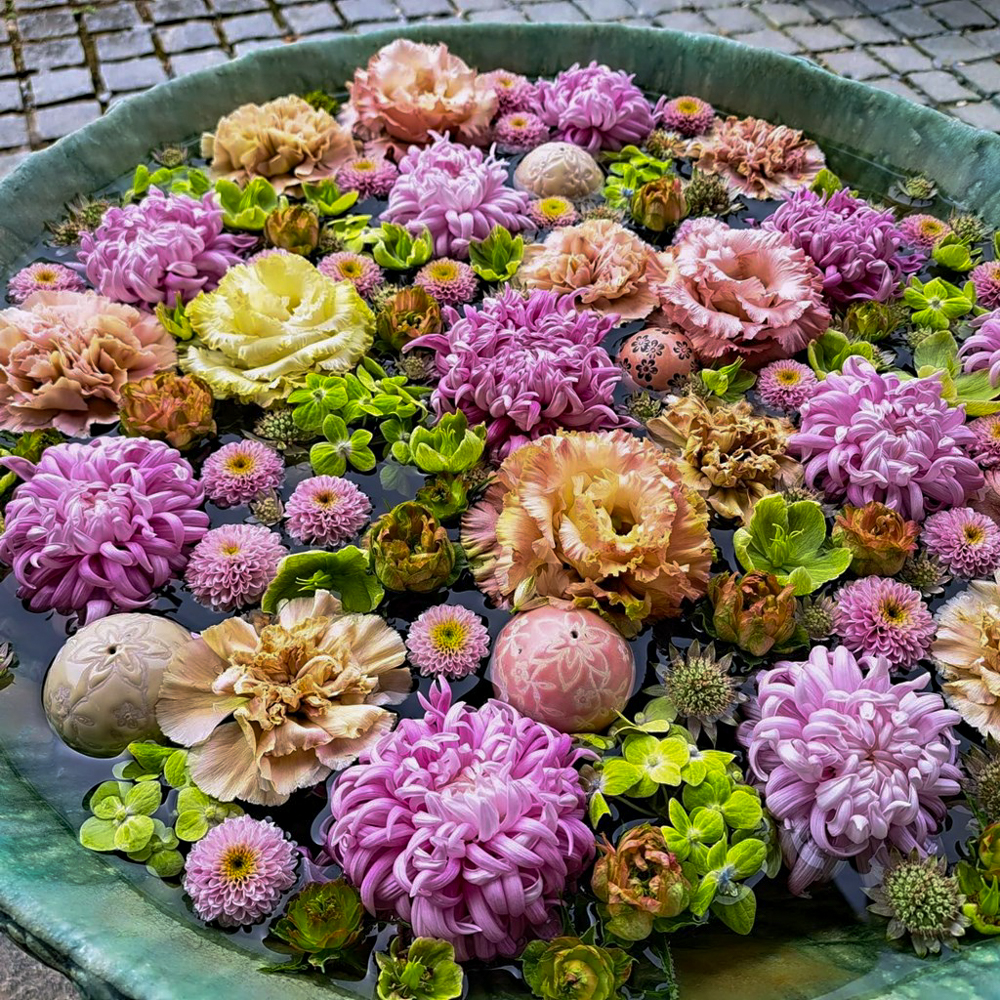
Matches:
[345,40,497,146]
[462,429,713,636]
[155,590,409,806]
[201,95,356,195]
[515,219,668,320]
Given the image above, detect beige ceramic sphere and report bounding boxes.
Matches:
[513,141,604,199]
[43,613,192,757]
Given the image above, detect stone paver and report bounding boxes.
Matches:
[3,0,1000,992]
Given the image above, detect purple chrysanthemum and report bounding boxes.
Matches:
[184,523,287,612]
[535,61,655,152]
[833,576,935,671]
[317,252,384,298]
[336,155,399,200]
[739,645,961,895]
[959,309,1000,386]
[202,440,285,508]
[898,213,952,250]
[757,359,818,410]
[921,506,1000,578]
[493,111,549,151]
[968,414,1000,468]
[0,437,208,623]
[325,680,595,961]
[481,69,537,114]
[183,816,297,928]
[383,134,531,259]
[405,604,490,678]
[654,95,715,137]
[7,262,86,303]
[762,188,924,303]
[78,189,255,307]
[414,258,478,305]
[407,287,636,458]
[791,357,982,520]
[972,261,1000,311]
[528,196,579,229]
[284,474,372,546]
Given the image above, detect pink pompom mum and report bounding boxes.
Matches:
[655,95,715,137]
[899,213,952,250]
[202,439,285,508]
[972,261,1000,311]
[528,197,579,229]
[184,523,287,612]
[183,816,297,928]
[493,111,550,151]
[969,414,1000,468]
[480,69,537,113]
[284,474,372,546]
[833,576,935,671]
[921,506,1000,578]
[757,359,818,411]
[317,252,384,299]
[336,155,399,200]
[405,604,490,678]
[414,258,479,305]
[7,262,86,303]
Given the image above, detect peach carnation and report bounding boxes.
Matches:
[0,290,176,435]
[515,219,668,320]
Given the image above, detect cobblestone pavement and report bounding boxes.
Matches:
[2,0,1000,995]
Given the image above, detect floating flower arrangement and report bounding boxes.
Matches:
[4,36,1000,999]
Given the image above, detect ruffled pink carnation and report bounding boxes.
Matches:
[317,252,384,298]
[78,190,255,308]
[336,154,399,199]
[405,603,490,679]
[969,414,1000,468]
[184,523,287,612]
[494,111,549,151]
[535,61,654,152]
[284,474,372,546]
[480,70,536,113]
[763,188,924,303]
[898,213,952,249]
[384,134,531,259]
[407,287,635,458]
[654,95,715,136]
[921,506,1000,578]
[0,437,208,623]
[972,261,1000,312]
[697,115,825,200]
[960,309,1000,386]
[413,258,478,305]
[757,359,817,410]
[833,576,935,671]
[8,262,86,303]
[739,645,961,895]
[346,40,497,146]
[655,218,830,368]
[202,440,285,508]
[325,680,594,961]
[183,816,297,928]
[0,290,176,435]
[791,357,982,520]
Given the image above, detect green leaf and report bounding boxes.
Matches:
[91,793,125,821]
[810,168,843,197]
[406,411,487,474]
[163,750,190,788]
[127,742,175,774]
[468,225,524,282]
[91,780,131,812]
[289,373,349,433]
[146,849,184,879]
[690,806,727,845]
[699,359,756,402]
[913,330,960,375]
[932,235,977,272]
[213,177,278,230]
[806,329,878,378]
[602,759,644,795]
[726,838,767,878]
[588,790,611,827]
[125,781,162,816]
[261,546,384,614]
[79,817,118,852]
[721,789,763,830]
[114,814,156,853]
[302,179,359,217]
[371,222,433,269]
[711,886,757,935]
[689,871,720,917]
[175,810,210,842]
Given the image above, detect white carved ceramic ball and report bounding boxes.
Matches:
[513,142,604,199]
[43,613,192,757]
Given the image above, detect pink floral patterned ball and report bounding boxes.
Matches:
[489,606,636,733]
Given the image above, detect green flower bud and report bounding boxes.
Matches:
[368,502,456,593]
[522,937,633,1000]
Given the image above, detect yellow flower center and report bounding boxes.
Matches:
[339,260,363,277]
[509,115,529,128]
[429,261,459,281]
[992,265,1000,281]
[879,598,909,626]
[540,197,571,218]
[352,159,376,173]
[776,368,801,386]
[220,543,242,556]
[991,423,1000,440]
[429,618,469,653]
[313,490,338,508]
[965,524,986,544]
[224,453,257,476]
[33,268,59,284]
[919,219,946,237]
[498,77,515,90]
[220,846,258,884]
[676,98,701,116]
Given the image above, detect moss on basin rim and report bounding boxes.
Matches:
[2,21,1000,1000]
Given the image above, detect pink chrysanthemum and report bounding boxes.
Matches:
[654,95,715,137]
[921,506,1000,579]
[7,262,86,303]
[960,309,1000,386]
[201,440,285,508]
[757,360,818,411]
[528,196,579,229]
[405,604,490,678]
[899,213,952,249]
[739,645,961,895]
[184,523,287,612]
[480,69,536,113]
[969,414,1000,468]
[317,252,384,299]
[325,680,594,961]
[833,576,935,671]
[336,155,399,200]
[183,816,297,928]
[972,261,1000,311]
[535,61,655,152]
[493,111,549,151]
[414,258,478,305]
[0,437,208,623]
[284,474,372,546]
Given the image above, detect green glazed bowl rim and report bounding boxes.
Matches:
[2,22,1000,1000]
